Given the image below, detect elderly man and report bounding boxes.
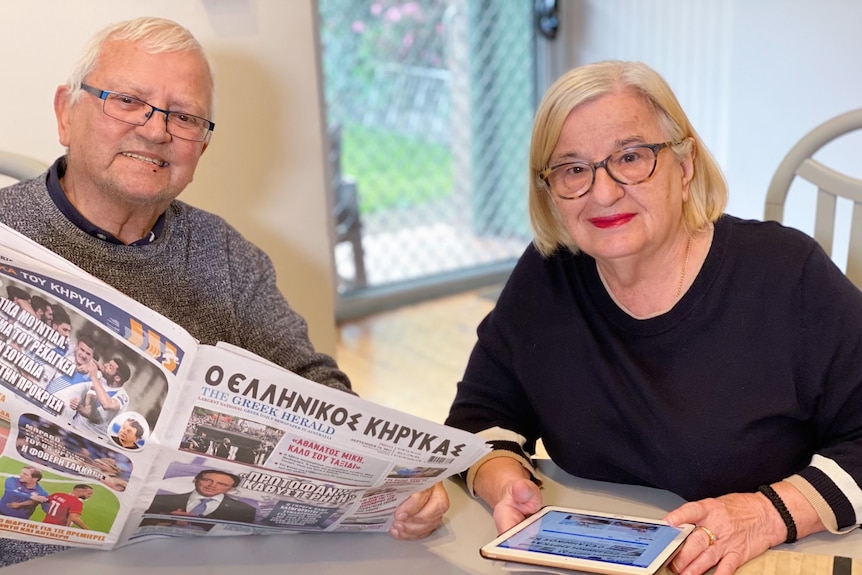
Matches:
[0,16,447,566]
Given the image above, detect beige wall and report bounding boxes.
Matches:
[0,0,339,355]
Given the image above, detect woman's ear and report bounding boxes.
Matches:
[680,138,696,201]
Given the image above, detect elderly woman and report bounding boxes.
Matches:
[446,60,862,575]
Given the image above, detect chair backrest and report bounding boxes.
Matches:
[765,109,862,284]
[0,150,49,182]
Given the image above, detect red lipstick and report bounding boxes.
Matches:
[588,214,635,229]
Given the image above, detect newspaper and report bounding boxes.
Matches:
[0,223,489,549]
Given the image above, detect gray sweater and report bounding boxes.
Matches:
[0,167,352,565]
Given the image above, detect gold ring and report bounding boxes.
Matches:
[697,525,717,546]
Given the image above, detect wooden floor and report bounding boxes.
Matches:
[335,287,498,425]
[336,285,549,458]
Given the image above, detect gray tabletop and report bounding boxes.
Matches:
[4,460,860,574]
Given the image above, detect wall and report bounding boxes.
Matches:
[557,0,862,269]
[0,0,340,355]
[723,0,862,251]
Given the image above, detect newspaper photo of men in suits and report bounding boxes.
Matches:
[140,469,256,531]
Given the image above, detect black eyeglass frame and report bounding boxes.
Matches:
[80,83,215,142]
[540,141,678,199]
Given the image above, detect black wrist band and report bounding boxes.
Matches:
[758,484,797,544]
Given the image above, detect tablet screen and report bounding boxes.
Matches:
[481,507,693,575]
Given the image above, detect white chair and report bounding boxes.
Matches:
[0,150,48,181]
[765,109,862,285]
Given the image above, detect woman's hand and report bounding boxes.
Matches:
[389,482,450,540]
[664,492,778,575]
[491,476,543,534]
[664,483,823,575]
[473,457,543,534]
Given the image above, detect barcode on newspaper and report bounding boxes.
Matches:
[428,455,453,465]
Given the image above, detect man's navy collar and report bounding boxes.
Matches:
[47,156,165,246]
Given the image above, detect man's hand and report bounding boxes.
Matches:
[389,482,449,540]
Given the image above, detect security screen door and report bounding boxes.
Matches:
[317,0,545,319]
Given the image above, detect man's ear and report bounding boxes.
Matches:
[54,86,74,148]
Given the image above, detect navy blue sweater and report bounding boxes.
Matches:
[447,215,862,531]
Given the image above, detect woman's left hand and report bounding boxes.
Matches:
[663,491,785,575]
[389,482,450,540]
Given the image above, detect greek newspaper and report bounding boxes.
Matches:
[0,223,489,549]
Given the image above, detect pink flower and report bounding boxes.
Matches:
[384,6,402,22]
[352,20,366,33]
[370,3,383,16]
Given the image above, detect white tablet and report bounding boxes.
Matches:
[480,506,695,575]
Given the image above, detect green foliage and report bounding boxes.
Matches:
[341,122,453,213]
[319,0,450,125]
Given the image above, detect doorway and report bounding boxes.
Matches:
[318,0,550,320]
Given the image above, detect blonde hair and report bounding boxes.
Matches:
[65,17,215,111]
[528,60,727,256]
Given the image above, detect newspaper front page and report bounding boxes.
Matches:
[0,224,489,550]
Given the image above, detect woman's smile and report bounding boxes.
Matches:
[588,213,636,228]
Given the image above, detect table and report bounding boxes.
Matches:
[4,460,860,574]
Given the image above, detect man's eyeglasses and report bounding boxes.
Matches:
[540,141,678,200]
[80,83,215,142]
